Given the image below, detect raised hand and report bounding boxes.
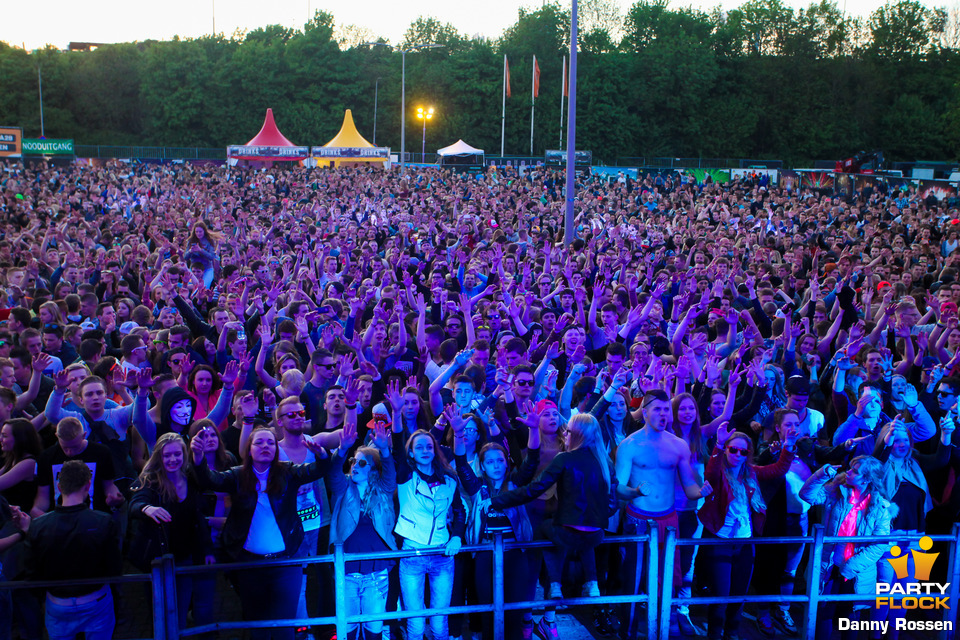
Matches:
[32,353,53,373]
[344,376,362,406]
[339,417,358,451]
[220,360,241,386]
[190,433,205,465]
[716,421,734,447]
[386,379,404,413]
[136,367,154,391]
[53,369,70,393]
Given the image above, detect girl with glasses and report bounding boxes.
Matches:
[696,423,797,640]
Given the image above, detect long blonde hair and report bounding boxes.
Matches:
[566,414,611,491]
[723,433,765,513]
[137,433,191,504]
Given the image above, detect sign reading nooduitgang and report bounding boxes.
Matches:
[22,139,74,155]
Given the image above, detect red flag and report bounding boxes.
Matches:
[533,55,541,98]
[562,56,568,97]
[504,55,512,98]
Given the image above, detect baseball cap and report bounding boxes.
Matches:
[785,375,811,396]
[119,321,140,336]
[535,399,558,415]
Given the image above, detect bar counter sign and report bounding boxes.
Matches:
[23,138,74,155]
[227,145,310,158]
[311,147,390,159]
[0,127,22,158]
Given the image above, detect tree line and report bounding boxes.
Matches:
[0,0,958,165]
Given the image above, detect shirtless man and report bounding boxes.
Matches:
[615,389,712,640]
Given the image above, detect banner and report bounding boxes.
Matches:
[23,138,74,155]
[226,145,309,159]
[545,149,591,166]
[799,171,834,190]
[690,168,731,185]
[0,127,22,158]
[310,147,390,159]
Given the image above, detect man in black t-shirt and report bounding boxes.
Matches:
[31,417,122,517]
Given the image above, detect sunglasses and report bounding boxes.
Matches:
[282,410,306,419]
[727,446,749,456]
[318,363,337,369]
[349,457,369,468]
[938,390,956,397]
[515,379,534,387]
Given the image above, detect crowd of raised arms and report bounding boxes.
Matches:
[0,159,958,640]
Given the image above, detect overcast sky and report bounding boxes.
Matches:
[4,0,945,50]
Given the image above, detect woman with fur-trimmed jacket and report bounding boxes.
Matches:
[800,455,898,640]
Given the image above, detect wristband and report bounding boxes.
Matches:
[345,403,357,410]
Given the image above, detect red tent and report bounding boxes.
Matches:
[227,108,308,163]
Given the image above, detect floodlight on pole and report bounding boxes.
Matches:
[416,106,434,160]
[362,42,443,173]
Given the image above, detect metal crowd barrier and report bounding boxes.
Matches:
[3,522,955,640]
[659,523,960,640]
[165,531,657,640]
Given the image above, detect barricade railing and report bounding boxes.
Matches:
[168,530,657,640]
[659,523,960,640]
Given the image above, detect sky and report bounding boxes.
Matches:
[3,0,946,50]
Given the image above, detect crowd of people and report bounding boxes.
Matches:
[0,158,958,640]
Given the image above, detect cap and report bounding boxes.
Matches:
[876,281,892,292]
[119,321,140,336]
[535,399,558,415]
[79,320,97,331]
[785,375,811,396]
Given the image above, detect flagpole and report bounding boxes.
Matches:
[559,56,565,149]
[501,54,507,157]
[564,0,578,246]
[530,55,536,156]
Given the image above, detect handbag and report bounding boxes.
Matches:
[128,518,170,573]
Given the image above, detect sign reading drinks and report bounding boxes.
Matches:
[227,145,309,159]
[23,138,74,155]
[0,127,22,158]
[310,147,390,159]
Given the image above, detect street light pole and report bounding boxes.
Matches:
[564,0,578,246]
[362,42,442,172]
[37,62,44,138]
[373,77,380,145]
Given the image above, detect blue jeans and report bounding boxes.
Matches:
[293,528,320,622]
[344,568,390,634]
[0,566,10,640]
[44,586,114,640]
[399,553,455,640]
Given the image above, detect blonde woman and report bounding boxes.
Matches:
[129,433,215,632]
[480,414,617,640]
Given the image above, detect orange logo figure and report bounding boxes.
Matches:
[886,536,939,581]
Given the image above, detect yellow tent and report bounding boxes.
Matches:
[311,110,388,168]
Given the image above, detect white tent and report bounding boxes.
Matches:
[437,139,484,157]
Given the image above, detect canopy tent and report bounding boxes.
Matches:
[437,139,484,157]
[227,108,308,164]
[309,110,389,168]
[437,139,484,168]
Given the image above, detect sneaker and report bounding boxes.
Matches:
[522,620,535,640]
[773,608,798,635]
[547,582,564,599]
[755,613,776,638]
[594,607,612,636]
[677,608,697,636]
[534,618,560,640]
[582,580,600,597]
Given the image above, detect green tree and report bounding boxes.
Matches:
[868,1,938,59]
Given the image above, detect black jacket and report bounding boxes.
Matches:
[491,447,617,529]
[195,455,331,560]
